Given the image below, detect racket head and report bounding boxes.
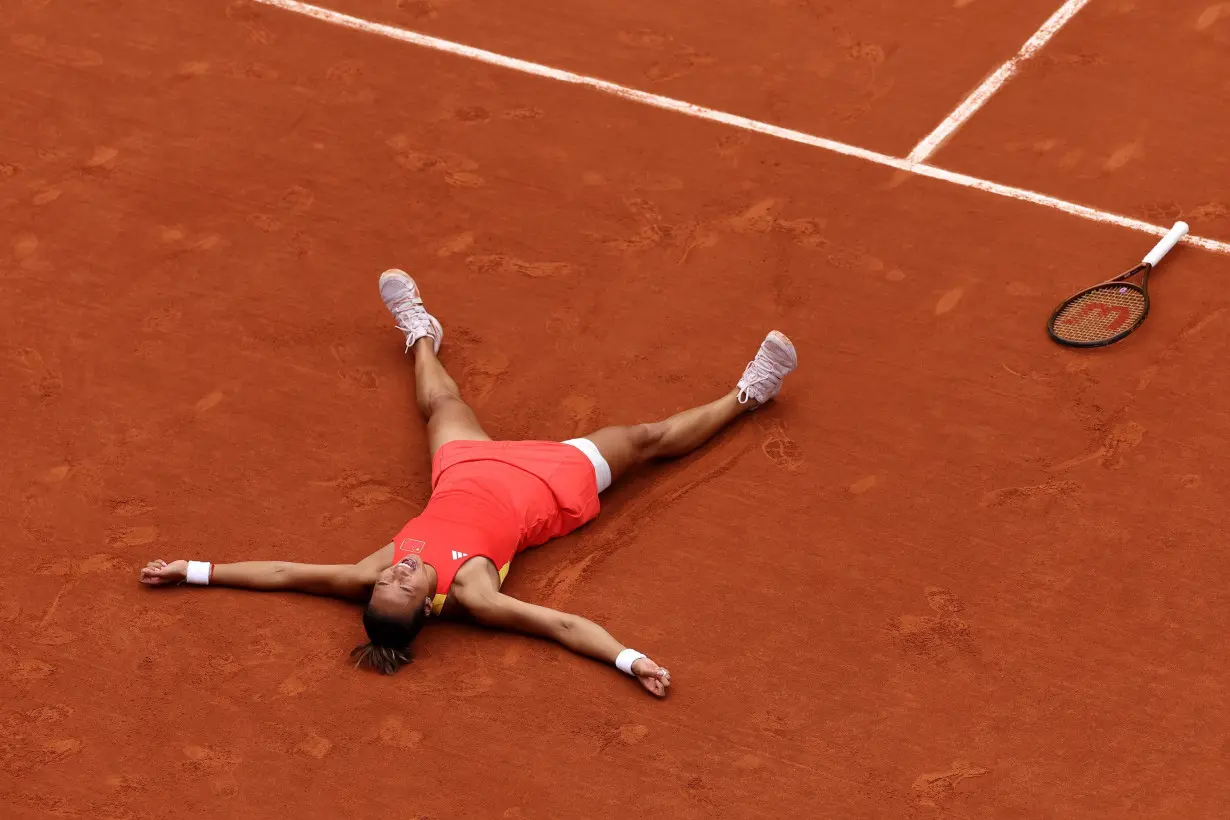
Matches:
[1047,275,1150,348]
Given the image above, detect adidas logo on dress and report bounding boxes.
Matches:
[451,550,468,561]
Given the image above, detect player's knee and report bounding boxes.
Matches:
[632,422,667,459]
[421,387,464,419]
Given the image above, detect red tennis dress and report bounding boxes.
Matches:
[391,440,601,614]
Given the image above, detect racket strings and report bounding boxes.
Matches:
[1050,285,1147,345]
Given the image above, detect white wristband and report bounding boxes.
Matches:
[615,648,646,676]
[186,561,212,585]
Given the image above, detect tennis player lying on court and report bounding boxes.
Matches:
[140,270,797,696]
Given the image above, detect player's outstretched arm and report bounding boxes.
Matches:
[139,559,371,601]
[459,590,672,697]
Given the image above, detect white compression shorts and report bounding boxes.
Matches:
[562,438,613,494]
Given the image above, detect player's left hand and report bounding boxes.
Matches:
[631,657,672,697]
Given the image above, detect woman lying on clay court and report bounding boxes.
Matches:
[140,270,797,696]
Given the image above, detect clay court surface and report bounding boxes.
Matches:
[3,1,1230,817]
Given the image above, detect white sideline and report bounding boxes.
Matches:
[906,0,1093,163]
[251,0,1230,257]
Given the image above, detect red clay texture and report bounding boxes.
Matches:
[322,0,1071,156]
[933,0,1230,242]
[2,1,1229,819]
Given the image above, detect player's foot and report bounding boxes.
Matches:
[736,331,797,406]
[379,269,443,354]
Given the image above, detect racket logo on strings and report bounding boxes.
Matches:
[1047,221,1188,348]
[1061,301,1131,332]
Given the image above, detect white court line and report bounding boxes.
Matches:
[906,0,1092,163]
[252,0,1230,257]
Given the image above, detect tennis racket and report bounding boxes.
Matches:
[1047,221,1189,348]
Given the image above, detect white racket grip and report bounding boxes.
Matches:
[1142,221,1189,267]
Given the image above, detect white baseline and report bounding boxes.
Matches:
[252,0,1230,257]
[907,0,1093,164]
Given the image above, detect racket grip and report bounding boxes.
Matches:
[1142,221,1189,267]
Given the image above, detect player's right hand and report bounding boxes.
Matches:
[140,559,187,586]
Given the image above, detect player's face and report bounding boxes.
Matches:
[370,555,429,615]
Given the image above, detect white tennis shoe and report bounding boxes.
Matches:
[379,269,443,354]
[736,331,798,406]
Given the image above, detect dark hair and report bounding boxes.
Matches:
[350,602,428,675]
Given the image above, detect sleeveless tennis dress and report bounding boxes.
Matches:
[390,440,606,614]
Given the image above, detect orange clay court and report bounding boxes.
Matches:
[3,1,1230,817]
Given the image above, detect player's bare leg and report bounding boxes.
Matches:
[583,331,798,486]
[379,269,490,454]
[411,337,490,454]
